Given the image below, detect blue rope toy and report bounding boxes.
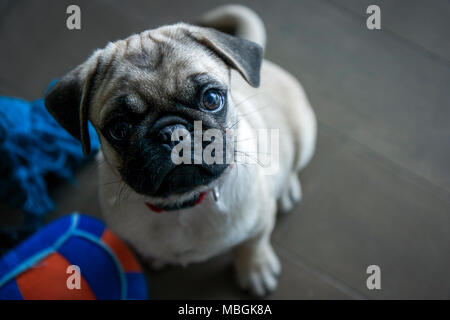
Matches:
[0,82,99,248]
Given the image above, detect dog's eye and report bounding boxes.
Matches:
[108,122,131,141]
[201,89,224,112]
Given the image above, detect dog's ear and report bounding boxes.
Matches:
[188,27,263,87]
[45,53,100,156]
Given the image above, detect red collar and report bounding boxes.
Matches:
[145,191,208,213]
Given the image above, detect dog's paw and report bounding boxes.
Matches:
[279,175,302,214]
[235,244,281,297]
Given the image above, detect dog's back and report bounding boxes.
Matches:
[198,4,266,50]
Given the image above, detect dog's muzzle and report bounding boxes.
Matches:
[120,115,229,198]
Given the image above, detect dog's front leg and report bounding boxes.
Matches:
[234,205,281,297]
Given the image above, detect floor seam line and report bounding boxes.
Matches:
[321,0,450,68]
[317,120,450,204]
[274,240,369,300]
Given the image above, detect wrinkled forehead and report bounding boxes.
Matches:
[92,26,229,120]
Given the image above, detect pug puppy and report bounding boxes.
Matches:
[45,5,316,296]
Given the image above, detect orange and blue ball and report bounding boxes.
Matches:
[0,213,148,300]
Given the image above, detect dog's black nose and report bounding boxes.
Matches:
[157,123,188,147]
[152,115,190,147]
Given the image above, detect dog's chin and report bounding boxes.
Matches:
[155,164,220,197]
[147,187,210,211]
[141,181,214,211]
[133,164,231,211]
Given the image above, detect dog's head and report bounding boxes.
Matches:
[45,24,262,209]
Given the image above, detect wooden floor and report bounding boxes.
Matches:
[0,0,449,299]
